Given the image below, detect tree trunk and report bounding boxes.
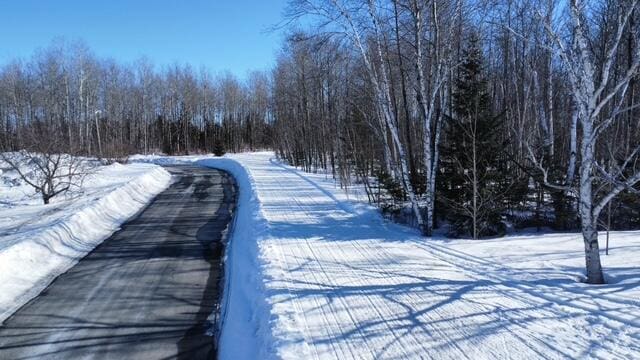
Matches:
[472,122,478,240]
[393,0,416,179]
[579,117,604,284]
[413,0,435,235]
[582,226,604,284]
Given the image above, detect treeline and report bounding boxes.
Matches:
[0,41,272,158]
[274,0,640,283]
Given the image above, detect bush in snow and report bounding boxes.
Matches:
[213,141,226,157]
[1,123,93,204]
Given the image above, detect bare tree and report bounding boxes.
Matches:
[406,0,460,235]
[287,0,426,231]
[536,0,640,283]
[1,123,91,204]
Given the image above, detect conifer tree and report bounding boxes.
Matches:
[213,140,226,157]
[439,35,509,238]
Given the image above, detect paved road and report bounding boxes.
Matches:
[0,165,236,360]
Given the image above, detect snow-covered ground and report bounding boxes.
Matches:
[134,152,639,360]
[0,156,171,323]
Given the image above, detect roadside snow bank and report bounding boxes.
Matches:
[195,157,274,360]
[0,162,171,323]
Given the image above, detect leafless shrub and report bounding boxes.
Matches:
[0,123,94,204]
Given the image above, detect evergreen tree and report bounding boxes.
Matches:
[213,140,226,157]
[439,35,509,238]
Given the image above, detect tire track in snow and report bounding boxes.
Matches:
[265,181,361,359]
[264,160,523,358]
[234,153,639,360]
[256,159,484,358]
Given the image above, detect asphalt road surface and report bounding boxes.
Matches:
[0,165,236,360]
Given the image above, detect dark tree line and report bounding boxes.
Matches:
[0,40,273,158]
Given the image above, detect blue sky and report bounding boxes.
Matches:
[0,0,288,78]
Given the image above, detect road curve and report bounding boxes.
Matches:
[0,165,236,360]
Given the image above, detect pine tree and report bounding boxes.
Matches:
[439,35,509,238]
[213,140,226,157]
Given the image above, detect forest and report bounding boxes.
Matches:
[0,42,273,159]
[2,0,640,284]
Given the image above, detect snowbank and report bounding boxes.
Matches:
[135,152,640,360]
[194,157,274,359]
[0,161,171,323]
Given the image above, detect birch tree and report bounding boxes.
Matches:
[288,0,427,232]
[405,0,460,235]
[538,0,640,284]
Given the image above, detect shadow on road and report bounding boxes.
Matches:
[0,165,236,360]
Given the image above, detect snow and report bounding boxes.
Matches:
[105,153,640,358]
[134,153,640,358]
[0,155,172,323]
[1,155,633,357]
[139,152,636,360]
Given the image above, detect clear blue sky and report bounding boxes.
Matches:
[0,0,288,78]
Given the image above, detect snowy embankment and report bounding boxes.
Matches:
[0,158,171,323]
[137,152,640,359]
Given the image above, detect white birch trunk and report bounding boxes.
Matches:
[332,0,425,231]
[578,105,604,283]
[544,0,640,283]
[412,0,450,236]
